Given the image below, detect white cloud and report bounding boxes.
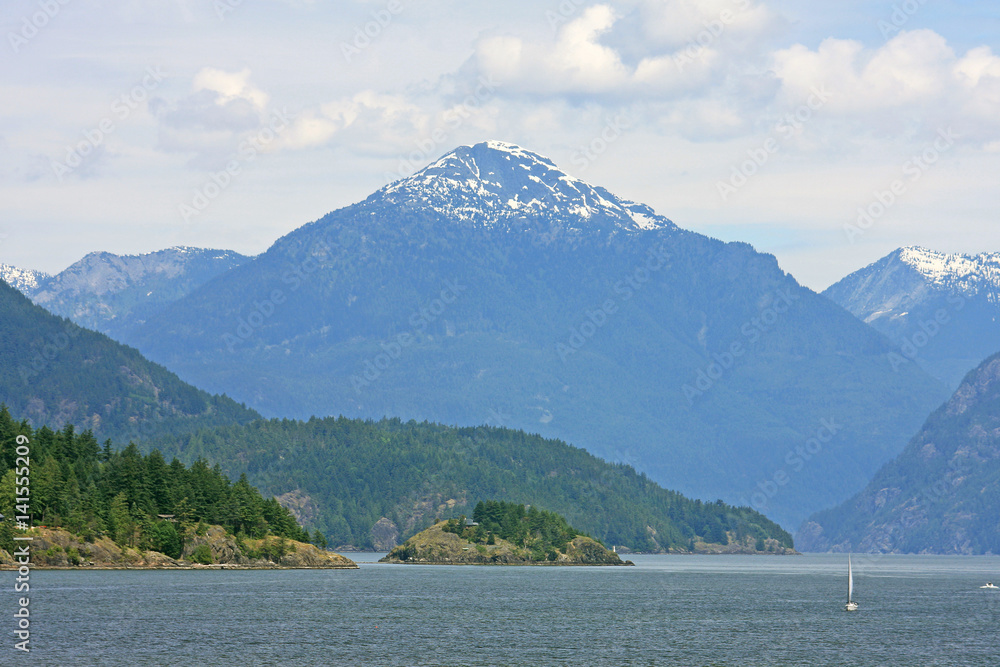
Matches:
[475,5,629,95]
[473,2,774,99]
[192,68,270,110]
[632,0,774,49]
[153,68,283,167]
[772,30,1000,142]
[276,91,429,154]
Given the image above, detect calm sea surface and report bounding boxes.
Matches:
[9,553,1000,666]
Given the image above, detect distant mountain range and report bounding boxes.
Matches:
[0,254,793,554]
[798,350,1000,554]
[2,246,250,341]
[824,246,1000,389]
[0,280,259,442]
[15,140,936,530]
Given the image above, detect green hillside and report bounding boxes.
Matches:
[146,415,794,552]
[0,280,259,443]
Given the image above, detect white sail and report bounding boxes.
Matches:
[848,554,854,602]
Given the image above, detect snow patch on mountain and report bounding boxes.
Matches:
[0,264,49,294]
[377,141,676,235]
[897,246,1000,299]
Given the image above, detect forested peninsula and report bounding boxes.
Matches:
[0,409,355,569]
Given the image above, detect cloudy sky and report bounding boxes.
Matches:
[2,0,998,290]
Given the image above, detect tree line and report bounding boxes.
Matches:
[146,415,795,551]
[0,406,317,559]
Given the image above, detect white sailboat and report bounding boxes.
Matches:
[845,554,858,611]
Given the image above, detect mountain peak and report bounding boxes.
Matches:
[894,246,1000,293]
[375,141,675,235]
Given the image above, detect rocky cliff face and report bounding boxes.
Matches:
[369,517,401,551]
[798,352,1000,554]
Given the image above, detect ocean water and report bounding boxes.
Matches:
[10,553,1000,666]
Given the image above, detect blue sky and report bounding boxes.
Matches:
[2,0,999,289]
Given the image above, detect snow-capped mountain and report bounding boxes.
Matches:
[32,246,248,299]
[824,246,1000,388]
[0,264,49,294]
[10,246,250,340]
[894,246,1000,299]
[125,140,946,530]
[375,141,675,235]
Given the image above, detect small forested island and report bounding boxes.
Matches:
[0,412,356,569]
[380,501,633,566]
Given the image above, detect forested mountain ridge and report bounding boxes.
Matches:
[798,351,1000,554]
[123,141,947,528]
[0,280,259,443]
[147,414,794,552]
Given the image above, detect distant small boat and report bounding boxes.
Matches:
[845,554,858,611]
[981,582,998,589]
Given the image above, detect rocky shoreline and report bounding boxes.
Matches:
[0,526,358,570]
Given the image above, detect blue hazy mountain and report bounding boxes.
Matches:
[3,246,251,341]
[798,350,1000,554]
[120,141,947,529]
[823,246,1000,389]
[0,279,259,442]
